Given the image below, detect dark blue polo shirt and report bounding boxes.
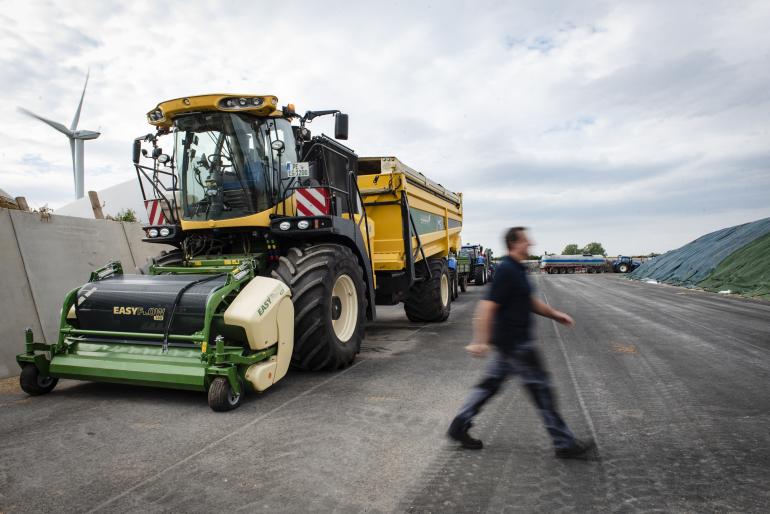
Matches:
[486,256,532,353]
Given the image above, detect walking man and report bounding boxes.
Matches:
[447,227,596,458]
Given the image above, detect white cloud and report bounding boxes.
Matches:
[0,0,768,256]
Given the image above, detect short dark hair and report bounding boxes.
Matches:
[505,226,527,249]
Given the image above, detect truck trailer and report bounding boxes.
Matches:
[540,254,607,274]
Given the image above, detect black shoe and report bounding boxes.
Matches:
[447,418,483,450]
[555,438,596,459]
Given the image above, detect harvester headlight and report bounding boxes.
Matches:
[278,221,291,231]
[252,97,262,106]
[297,220,310,230]
[238,97,248,106]
[159,227,171,237]
[226,99,236,107]
[148,228,159,238]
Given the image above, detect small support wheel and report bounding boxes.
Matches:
[459,275,467,292]
[208,376,242,412]
[19,365,58,396]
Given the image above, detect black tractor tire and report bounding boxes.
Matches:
[272,244,366,371]
[404,258,451,322]
[208,376,242,412]
[474,265,485,285]
[450,271,458,301]
[459,275,467,292]
[19,365,58,396]
[139,249,184,274]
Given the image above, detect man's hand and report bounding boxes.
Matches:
[465,342,490,358]
[551,310,575,327]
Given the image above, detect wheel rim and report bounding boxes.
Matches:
[440,273,449,307]
[228,388,240,406]
[37,375,53,388]
[332,274,358,342]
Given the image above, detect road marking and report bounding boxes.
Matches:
[85,359,365,513]
[542,290,599,443]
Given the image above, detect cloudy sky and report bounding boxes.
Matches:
[1,0,769,256]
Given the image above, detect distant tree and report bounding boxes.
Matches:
[113,208,137,222]
[582,242,606,256]
[562,244,580,255]
[528,255,541,261]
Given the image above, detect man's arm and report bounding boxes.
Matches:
[531,297,575,327]
[465,300,499,357]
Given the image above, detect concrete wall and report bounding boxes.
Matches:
[0,208,172,378]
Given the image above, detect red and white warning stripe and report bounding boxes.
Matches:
[295,188,330,216]
[144,199,167,225]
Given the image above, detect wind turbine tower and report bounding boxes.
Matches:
[19,72,101,199]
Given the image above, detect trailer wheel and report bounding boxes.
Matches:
[459,275,467,292]
[404,258,451,322]
[19,365,58,396]
[208,376,242,412]
[272,244,366,371]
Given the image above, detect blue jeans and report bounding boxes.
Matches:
[454,347,576,449]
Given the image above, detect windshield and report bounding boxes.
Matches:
[174,113,298,220]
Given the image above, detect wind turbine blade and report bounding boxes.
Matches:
[70,139,78,194]
[71,70,90,131]
[18,107,72,136]
[75,139,85,199]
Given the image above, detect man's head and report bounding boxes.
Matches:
[505,226,530,261]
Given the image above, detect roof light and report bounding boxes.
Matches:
[279,221,291,231]
[159,227,171,237]
[297,220,310,230]
[148,228,159,238]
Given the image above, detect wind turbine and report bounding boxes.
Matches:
[19,71,101,199]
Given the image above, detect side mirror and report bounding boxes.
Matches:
[133,139,142,164]
[271,140,285,154]
[334,113,349,140]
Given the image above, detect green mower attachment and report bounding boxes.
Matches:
[17,259,294,411]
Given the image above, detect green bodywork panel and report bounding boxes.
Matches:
[50,342,207,390]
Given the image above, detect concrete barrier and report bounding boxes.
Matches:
[0,209,172,378]
[0,210,44,378]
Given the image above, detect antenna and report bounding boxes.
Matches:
[18,70,101,199]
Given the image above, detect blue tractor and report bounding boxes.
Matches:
[612,256,641,273]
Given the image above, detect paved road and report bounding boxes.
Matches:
[1,274,768,512]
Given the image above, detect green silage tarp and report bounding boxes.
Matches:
[630,217,770,286]
[697,231,770,299]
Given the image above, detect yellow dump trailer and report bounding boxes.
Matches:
[358,157,463,321]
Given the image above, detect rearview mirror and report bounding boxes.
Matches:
[132,139,142,164]
[335,113,348,140]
